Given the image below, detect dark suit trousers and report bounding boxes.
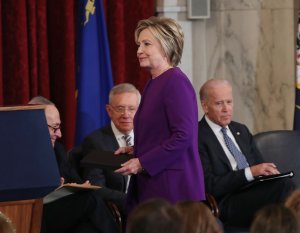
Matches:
[219,178,295,227]
[42,191,120,233]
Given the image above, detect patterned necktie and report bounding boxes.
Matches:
[123,134,132,146]
[123,134,132,193]
[221,127,248,169]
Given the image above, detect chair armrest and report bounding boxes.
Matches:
[203,192,219,218]
[106,201,122,232]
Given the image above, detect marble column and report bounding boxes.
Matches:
[157,0,300,133]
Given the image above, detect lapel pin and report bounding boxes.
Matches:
[237,132,240,135]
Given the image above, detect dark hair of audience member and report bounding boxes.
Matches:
[0,212,15,233]
[250,204,300,233]
[285,188,300,216]
[126,198,184,233]
[176,201,223,233]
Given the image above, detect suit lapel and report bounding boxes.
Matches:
[201,118,233,169]
[103,125,119,150]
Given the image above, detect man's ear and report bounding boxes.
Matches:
[201,100,208,114]
[106,105,112,117]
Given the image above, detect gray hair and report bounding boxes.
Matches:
[109,83,141,104]
[199,79,231,102]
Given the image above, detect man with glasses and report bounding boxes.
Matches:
[28,96,120,233]
[79,83,141,220]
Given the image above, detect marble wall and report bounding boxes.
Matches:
[156,0,300,133]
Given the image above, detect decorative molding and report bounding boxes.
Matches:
[156,6,187,13]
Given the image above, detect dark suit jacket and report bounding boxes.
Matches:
[44,142,120,233]
[81,124,127,193]
[54,142,83,184]
[198,117,264,201]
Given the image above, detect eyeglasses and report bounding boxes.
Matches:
[110,105,137,114]
[48,124,61,133]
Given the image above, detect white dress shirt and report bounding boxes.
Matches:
[111,122,134,147]
[110,121,134,192]
[205,116,254,181]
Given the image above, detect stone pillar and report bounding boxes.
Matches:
[157,0,300,133]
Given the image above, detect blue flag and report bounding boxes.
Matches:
[76,0,113,145]
[294,13,300,130]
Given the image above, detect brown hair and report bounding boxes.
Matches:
[176,201,223,233]
[285,188,300,216]
[126,198,184,233]
[250,204,299,233]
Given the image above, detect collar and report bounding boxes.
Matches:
[110,121,134,141]
[205,115,229,135]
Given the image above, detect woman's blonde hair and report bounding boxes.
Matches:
[135,16,184,66]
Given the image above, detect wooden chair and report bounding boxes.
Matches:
[0,199,43,233]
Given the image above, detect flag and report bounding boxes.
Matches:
[294,13,300,130]
[75,0,113,145]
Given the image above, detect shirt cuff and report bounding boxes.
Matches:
[245,167,254,181]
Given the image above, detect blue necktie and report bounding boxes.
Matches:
[221,127,248,169]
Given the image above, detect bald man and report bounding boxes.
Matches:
[198,79,295,228]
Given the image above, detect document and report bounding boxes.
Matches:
[43,183,101,204]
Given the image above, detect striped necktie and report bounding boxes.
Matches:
[123,134,132,146]
[221,127,248,169]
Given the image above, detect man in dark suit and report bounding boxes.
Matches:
[29,96,120,233]
[80,83,141,215]
[198,79,295,227]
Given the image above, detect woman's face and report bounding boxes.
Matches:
[136,28,169,74]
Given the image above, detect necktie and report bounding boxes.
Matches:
[123,134,132,193]
[221,127,248,169]
[123,134,132,146]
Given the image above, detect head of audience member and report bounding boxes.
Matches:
[176,201,223,233]
[200,79,233,127]
[250,204,300,233]
[285,188,300,217]
[135,16,184,77]
[106,83,141,135]
[126,198,184,233]
[0,212,15,233]
[29,96,62,147]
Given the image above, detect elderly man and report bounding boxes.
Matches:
[198,79,295,228]
[79,83,140,218]
[29,96,119,233]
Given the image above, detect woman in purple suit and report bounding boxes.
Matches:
[115,16,205,210]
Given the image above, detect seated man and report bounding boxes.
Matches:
[29,96,120,233]
[198,79,295,227]
[79,83,141,213]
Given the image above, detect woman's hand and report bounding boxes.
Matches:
[114,146,134,155]
[115,158,143,176]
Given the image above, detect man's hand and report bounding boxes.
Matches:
[60,177,65,185]
[114,158,143,176]
[250,163,280,177]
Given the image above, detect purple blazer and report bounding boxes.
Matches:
[127,67,205,209]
